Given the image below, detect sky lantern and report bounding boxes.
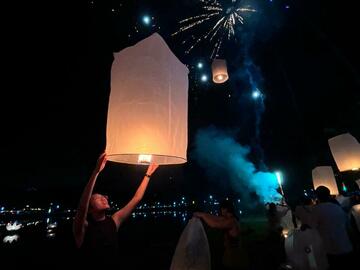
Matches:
[312,166,339,195]
[106,33,189,165]
[328,133,360,172]
[211,59,228,84]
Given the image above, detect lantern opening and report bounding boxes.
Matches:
[352,167,359,171]
[216,75,224,81]
[138,154,152,164]
[107,154,186,165]
[213,73,228,83]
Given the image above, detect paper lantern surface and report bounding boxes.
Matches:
[328,133,360,172]
[277,205,295,236]
[211,59,229,83]
[312,166,339,195]
[285,229,328,270]
[106,33,189,165]
[170,218,211,270]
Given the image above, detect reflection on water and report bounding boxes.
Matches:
[6,221,22,231]
[1,218,60,244]
[1,210,190,245]
[0,210,202,268]
[46,222,58,238]
[132,210,189,222]
[3,234,20,243]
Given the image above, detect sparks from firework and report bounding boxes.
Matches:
[173,0,256,58]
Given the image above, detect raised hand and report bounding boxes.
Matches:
[95,153,107,173]
[146,162,159,177]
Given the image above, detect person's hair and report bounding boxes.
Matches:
[87,193,103,216]
[219,199,238,220]
[301,195,313,205]
[268,202,277,215]
[315,186,331,202]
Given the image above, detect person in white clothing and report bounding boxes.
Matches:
[310,186,353,270]
[295,195,315,230]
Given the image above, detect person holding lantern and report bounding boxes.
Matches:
[194,199,249,270]
[73,152,159,265]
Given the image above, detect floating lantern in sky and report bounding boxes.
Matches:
[328,133,360,172]
[211,59,228,84]
[106,33,189,165]
[312,166,339,195]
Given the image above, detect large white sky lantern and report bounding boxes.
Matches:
[106,33,189,165]
[211,59,228,84]
[312,166,339,195]
[328,133,360,172]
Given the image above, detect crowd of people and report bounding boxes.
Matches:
[73,153,360,269]
[267,186,360,270]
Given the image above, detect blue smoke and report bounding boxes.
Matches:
[194,127,281,205]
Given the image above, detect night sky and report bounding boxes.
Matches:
[2,0,359,207]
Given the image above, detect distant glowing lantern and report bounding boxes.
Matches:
[328,133,360,172]
[211,59,228,83]
[106,33,189,165]
[312,166,339,195]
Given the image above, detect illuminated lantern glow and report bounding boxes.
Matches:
[328,133,360,172]
[138,154,152,164]
[211,59,228,83]
[106,33,189,165]
[312,166,339,195]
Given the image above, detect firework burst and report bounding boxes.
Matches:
[173,0,256,58]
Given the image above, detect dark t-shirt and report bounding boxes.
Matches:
[81,216,119,264]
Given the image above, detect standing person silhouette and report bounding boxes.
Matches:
[194,199,249,270]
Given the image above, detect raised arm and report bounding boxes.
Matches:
[194,212,233,229]
[112,163,159,230]
[73,153,107,248]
